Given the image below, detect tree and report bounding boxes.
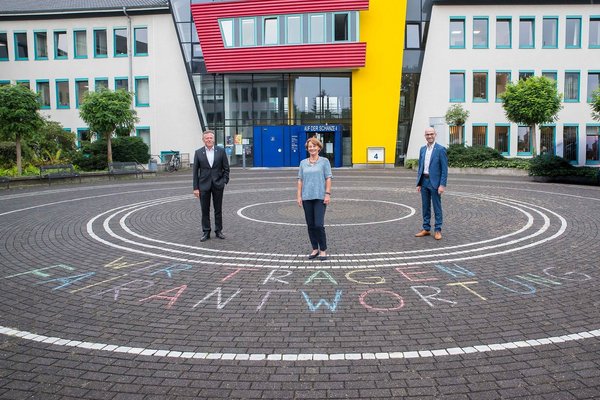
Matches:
[29,119,77,165]
[591,88,600,122]
[500,76,562,156]
[0,84,44,175]
[79,89,138,164]
[445,104,469,145]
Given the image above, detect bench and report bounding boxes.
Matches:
[0,176,9,189]
[39,164,81,185]
[108,162,144,179]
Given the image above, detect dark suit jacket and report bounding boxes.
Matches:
[193,146,230,192]
[416,143,448,189]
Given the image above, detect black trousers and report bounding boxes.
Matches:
[302,199,327,251]
[199,187,224,234]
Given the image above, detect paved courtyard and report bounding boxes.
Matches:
[1,168,599,399]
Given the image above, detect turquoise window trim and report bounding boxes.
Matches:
[564,70,581,103]
[473,16,489,49]
[495,16,512,49]
[114,76,129,91]
[113,27,128,58]
[73,29,88,59]
[518,70,535,80]
[473,70,489,103]
[472,123,489,146]
[517,125,532,156]
[74,78,88,109]
[33,30,48,60]
[0,31,8,61]
[14,31,28,60]
[284,14,303,45]
[55,79,70,109]
[308,13,326,44]
[449,70,466,103]
[53,30,68,60]
[76,128,90,148]
[495,70,511,103]
[93,28,108,58]
[590,16,600,49]
[587,70,600,102]
[563,124,579,164]
[495,123,511,156]
[542,16,558,49]
[240,17,257,47]
[133,26,148,56]
[16,79,30,89]
[565,16,582,49]
[136,126,151,134]
[541,70,558,81]
[94,77,109,91]
[519,16,535,49]
[36,79,51,109]
[449,16,466,49]
[0,80,11,85]
[540,124,557,155]
[585,124,600,165]
[134,76,150,107]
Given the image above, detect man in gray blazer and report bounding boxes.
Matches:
[193,130,230,242]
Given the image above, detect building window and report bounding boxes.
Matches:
[473,71,488,102]
[496,17,511,48]
[220,19,234,47]
[74,30,87,58]
[450,71,465,102]
[473,17,488,48]
[495,71,510,101]
[449,17,465,48]
[564,71,580,102]
[36,80,51,109]
[519,70,534,81]
[588,71,600,102]
[135,77,149,106]
[56,79,70,109]
[586,125,600,164]
[264,17,278,45]
[309,14,325,43]
[0,32,8,60]
[16,80,30,89]
[54,30,68,59]
[542,70,558,85]
[75,79,88,108]
[406,23,421,49]
[33,31,48,60]
[495,125,510,154]
[334,13,349,42]
[472,125,487,146]
[540,126,555,155]
[114,28,128,57]
[286,15,302,44]
[590,17,600,48]
[449,125,463,145]
[115,77,128,91]
[542,17,558,48]
[94,29,108,57]
[14,32,28,60]
[95,78,109,91]
[241,18,256,46]
[565,16,581,48]
[517,125,531,154]
[563,125,578,163]
[77,128,91,148]
[134,27,148,55]
[519,17,535,48]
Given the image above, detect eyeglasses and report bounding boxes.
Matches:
[425,133,435,136]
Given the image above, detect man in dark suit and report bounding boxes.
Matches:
[415,127,448,240]
[193,130,230,242]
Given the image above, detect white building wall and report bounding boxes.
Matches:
[407,4,599,166]
[1,12,202,161]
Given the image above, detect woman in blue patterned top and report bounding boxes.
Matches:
[297,137,333,260]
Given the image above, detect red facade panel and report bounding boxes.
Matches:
[191,0,369,73]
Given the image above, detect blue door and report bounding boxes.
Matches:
[260,126,284,167]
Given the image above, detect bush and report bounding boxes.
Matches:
[404,159,418,169]
[0,164,40,177]
[529,154,599,178]
[72,136,150,171]
[447,144,504,165]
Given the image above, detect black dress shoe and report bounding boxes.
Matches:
[215,232,226,239]
[200,233,210,242]
[308,251,319,260]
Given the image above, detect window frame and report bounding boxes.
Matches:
[94,77,109,92]
[55,79,70,109]
[53,30,68,59]
[0,32,8,61]
[473,70,489,102]
[495,16,512,49]
[113,27,128,57]
[406,22,421,49]
[449,16,466,49]
[518,70,535,81]
[308,13,326,44]
[134,76,150,107]
[562,124,579,164]
[115,76,129,91]
[36,79,51,109]
[93,28,108,58]
[219,19,235,48]
[519,16,535,49]
[590,16,600,49]
[542,16,558,49]
[472,124,488,147]
[565,16,582,49]
[75,78,88,108]
[564,70,581,102]
[333,12,350,42]
[517,125,532,155]
[263,16,279,45]
[495,124,511,155]
[540,124,556,155]
[542,70,558,86]
[34,30,48,60]
[587,71,600,102]
[585,124,600,165]
[449,70,466,103]
[14,31,29,60]
[495,70,511,102]
[240,17,257,47]
[73,29,88,59]
[134,26,148,56]
[473,16,489,49]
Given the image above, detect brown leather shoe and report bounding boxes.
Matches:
[434,231,442,240]
[415,230,431,237]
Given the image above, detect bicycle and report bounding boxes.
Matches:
[166,153,181,172]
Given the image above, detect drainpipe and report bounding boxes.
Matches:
[123,7,134,99]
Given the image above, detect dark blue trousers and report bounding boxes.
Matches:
[420,177,443,232]
[302,199,327,251]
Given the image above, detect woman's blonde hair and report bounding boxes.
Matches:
[305,137,323,150]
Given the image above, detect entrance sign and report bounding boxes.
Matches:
[367,147,385,164]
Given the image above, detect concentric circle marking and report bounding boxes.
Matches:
[236,199,416,226]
